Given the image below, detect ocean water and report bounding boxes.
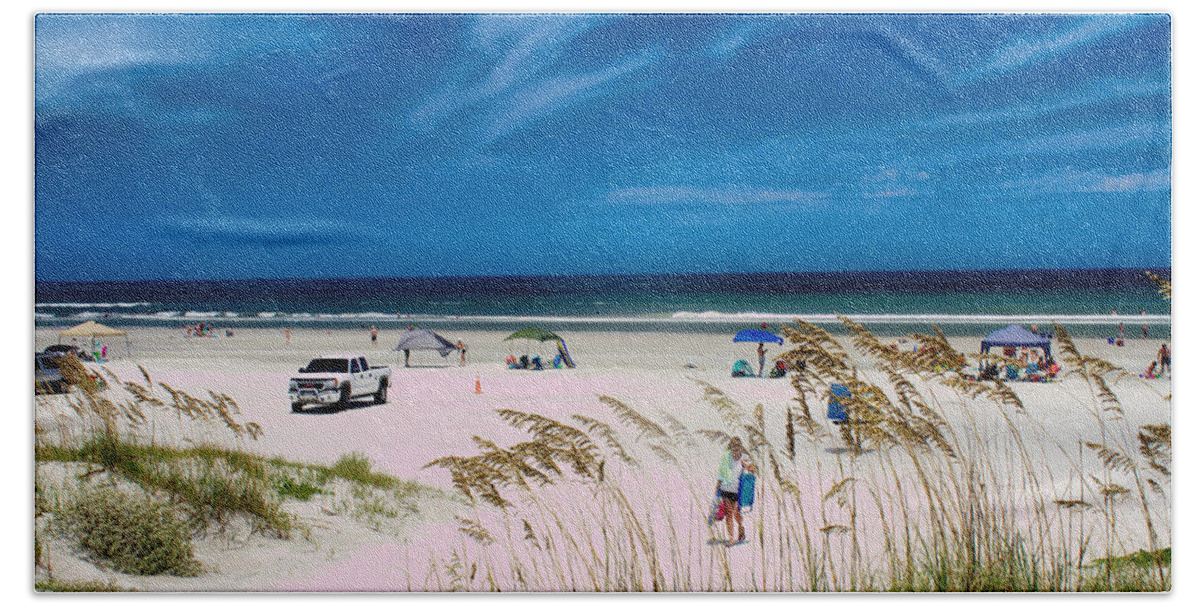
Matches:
[34,269,1170,337]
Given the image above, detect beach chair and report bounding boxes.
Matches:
[827,384,850,423]
[768,360,787,378]
[1005,365,1019,381]
[828,383,867,452]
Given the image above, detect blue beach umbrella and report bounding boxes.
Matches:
[733,329,784,345]
[732,329,784,377]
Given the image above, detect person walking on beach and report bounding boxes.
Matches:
[284,326,291,345]
[1141,309,1149,339]
[757,343,767,378]
[370,325,378,345]
[715,437,756,547]
[1158,343,1171,375]
[458,340,467,367]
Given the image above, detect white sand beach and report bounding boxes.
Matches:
[33,324,1173,592]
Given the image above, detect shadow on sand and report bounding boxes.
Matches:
[293,399,388,415]
[824,446,875,456]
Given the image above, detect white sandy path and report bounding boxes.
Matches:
[34,326,1172,591]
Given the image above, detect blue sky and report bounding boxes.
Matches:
[34,13,1171,281]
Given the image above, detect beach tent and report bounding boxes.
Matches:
[733,329,784,345]
[504,327,575,368]
[980,324,1051,359]
[58,320,131,357]
[394,329,458,357]
[504,327,563,343]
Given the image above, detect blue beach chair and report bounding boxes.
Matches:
[828,383,851,423]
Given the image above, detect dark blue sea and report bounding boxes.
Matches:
[34,269,1171,337]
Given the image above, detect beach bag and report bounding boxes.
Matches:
[738,473,756,511]
[708,494,726,524]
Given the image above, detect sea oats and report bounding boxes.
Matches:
[570,415,639,466]
[597,396,669,441]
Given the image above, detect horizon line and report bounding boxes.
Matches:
[34,266,1172,286]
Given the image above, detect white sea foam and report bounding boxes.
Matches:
[34,310,1170,326]
[315,312,396,320]
[182,311,223,319]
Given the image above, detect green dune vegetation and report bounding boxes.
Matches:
[34,358,432,590]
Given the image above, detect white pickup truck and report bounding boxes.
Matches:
[289,354,391,412]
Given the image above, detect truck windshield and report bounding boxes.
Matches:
[302,359,349,373]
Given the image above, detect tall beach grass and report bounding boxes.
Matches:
[422,318,1170,592]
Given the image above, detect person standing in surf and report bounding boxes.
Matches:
[715,436,756,546]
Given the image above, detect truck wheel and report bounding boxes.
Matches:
[339,384,351,405]
[373,378,388,404]
[292,402,303,413]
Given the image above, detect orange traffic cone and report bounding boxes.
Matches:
[475,373,483,394]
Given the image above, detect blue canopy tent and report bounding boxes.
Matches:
[980,324,1051,359]
[733,329,784,345]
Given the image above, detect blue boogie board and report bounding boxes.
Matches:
[738,473,756,511]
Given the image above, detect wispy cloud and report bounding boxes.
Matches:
[922,78,1168,130]
[606,186,826,206]
[708,17,793,57]
[998,122,1168,157]
[165,217,361,246]
[485,48,659,142]
[1000,167,1170,195]
[860,166,931,200]
[954,14,1148,87]
[870,22,953,91]
[917,121,1172,169]
[408,15,658,145]
[408,16,595,130]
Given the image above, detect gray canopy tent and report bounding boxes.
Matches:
[980,324,1051,359]
[393,329,458,366]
